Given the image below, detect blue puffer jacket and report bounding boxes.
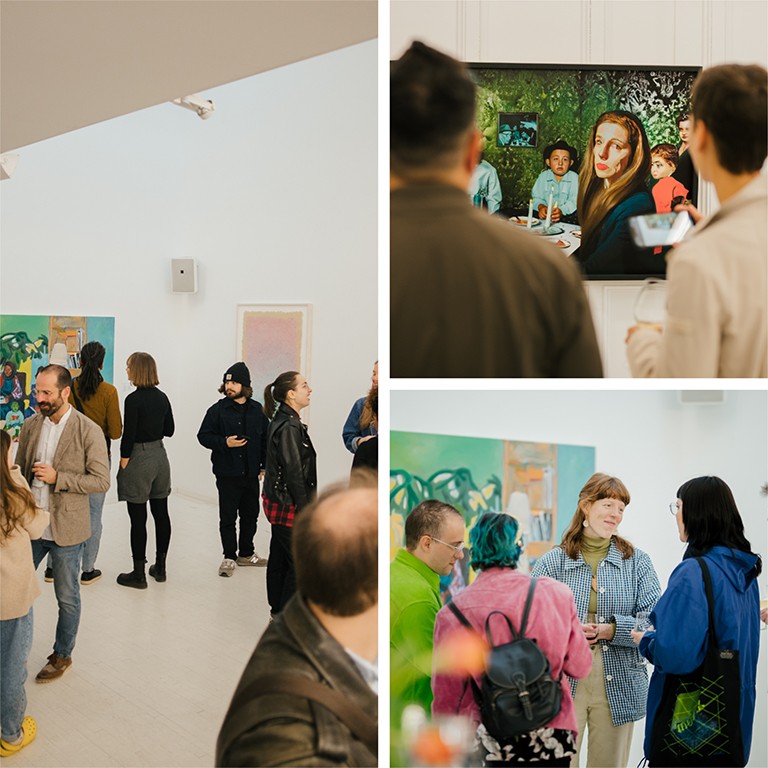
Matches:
[639,546,761,764]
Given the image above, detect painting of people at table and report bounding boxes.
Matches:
[650,143,689,213]
[531,140,579,225]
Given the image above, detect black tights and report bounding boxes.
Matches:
[126,498,171,560]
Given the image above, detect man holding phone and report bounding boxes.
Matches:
[197,362,269,577]
[627,63,767,377]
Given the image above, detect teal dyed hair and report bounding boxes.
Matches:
[469,512,524,571]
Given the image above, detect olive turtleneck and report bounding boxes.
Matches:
[581,534,611,614]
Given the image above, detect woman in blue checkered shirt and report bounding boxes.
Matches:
[531,473,661,768]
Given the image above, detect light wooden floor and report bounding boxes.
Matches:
[11,494,272,767]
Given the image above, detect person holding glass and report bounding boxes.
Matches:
[116,352,174,588]
[433,512,592,766]
[573,110,657,276]
[631,476,761,766]
[532,473,661,768]
[261,371,316,617]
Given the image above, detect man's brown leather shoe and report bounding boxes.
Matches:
[35,653,72,683]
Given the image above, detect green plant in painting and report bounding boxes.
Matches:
[0,332,48,367]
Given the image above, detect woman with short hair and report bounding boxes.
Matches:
[574,110,656,275]
[432,512,592,766]
[633,476,761,766]
[116,352,174,588]
[262,371,316,616]
[532,473,661,768]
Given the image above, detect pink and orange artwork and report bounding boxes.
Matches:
[237,304,312,411]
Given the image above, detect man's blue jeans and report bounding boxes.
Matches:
[32,539,84,658]
[0,609,33,742]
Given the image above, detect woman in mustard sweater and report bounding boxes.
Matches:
[68,341,122,584]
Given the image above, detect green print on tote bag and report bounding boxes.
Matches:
[649,558,744,767]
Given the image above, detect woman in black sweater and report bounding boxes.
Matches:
[116,352,174,589]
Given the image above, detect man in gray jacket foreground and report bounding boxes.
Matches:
[217,477,377,767]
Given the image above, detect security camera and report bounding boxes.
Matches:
[171,94,216,120]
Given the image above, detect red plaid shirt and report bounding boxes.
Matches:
[262,494,297,527]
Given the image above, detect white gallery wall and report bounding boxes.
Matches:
[391,388,768,767]
[390,0,768,376]
[0,40,377,499]
[391,0,768,70]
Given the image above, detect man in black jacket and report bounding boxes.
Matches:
[197,362,269,577]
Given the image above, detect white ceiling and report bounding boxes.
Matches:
[0,0,377,152]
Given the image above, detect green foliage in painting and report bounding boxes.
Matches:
[471,66,697,212]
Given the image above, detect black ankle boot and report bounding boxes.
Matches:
[149,553,167,582]
[116,558,147,589]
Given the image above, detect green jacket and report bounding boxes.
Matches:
[390,549,441,727]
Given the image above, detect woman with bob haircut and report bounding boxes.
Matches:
[433,512,592,766]
[532,473,661,768]
[116,352,174,589]
[573,110,657,276]
[261,370,316,617]
[632,476,762,766]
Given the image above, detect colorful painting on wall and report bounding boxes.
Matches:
[237,304,312,418]
[390,430,595,599]
[0,314,115,437]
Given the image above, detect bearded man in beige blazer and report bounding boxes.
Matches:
[16,364,110,682]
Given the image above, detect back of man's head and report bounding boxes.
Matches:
[293,480,377,617]
[391,41,477,177]
[37,363,72,390]
[692,63,767,174]
[405,499,462,550]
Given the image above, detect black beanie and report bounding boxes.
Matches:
[223,362,251,387]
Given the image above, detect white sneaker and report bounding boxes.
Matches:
[218,558,236,577]
[236,553,268,567]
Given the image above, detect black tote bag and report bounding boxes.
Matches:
[648,557,744,767]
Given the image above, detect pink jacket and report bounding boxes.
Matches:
[432,567,592,733]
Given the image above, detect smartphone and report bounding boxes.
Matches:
[628,210,694,248]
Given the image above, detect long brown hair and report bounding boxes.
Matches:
[560,472,634,560]
[577,111,651,242]
[0,430,37,539]
[359,361,378,430]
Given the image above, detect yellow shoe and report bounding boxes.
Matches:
[0,715,37,756]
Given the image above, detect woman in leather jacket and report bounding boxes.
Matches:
[262,371,316,617]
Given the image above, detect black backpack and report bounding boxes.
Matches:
[448,578,562,741]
